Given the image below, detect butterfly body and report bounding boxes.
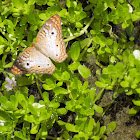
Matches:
[11,14,67,75]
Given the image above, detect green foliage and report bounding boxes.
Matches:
[0,0,140,139]
[136,130,140,139]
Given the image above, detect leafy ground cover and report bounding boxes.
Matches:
[0,0,140,139]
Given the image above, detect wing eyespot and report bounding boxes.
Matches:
[56,45,58,47]
[51,32,54,34]
[27,63,29,66]
[56,54,58,56]
[47,64,49,66]
[38,66,40,67]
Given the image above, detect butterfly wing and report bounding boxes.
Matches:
[35,14,68,63]
[11,47,55,75]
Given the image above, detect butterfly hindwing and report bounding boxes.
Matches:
[11,47,55,75]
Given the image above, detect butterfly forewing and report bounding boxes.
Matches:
[11,47,55,75]
[36,14,62,42]
[35,14,68,63]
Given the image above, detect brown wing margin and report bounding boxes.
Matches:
[36,14,62,43]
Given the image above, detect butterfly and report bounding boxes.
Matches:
[11,14,68,75]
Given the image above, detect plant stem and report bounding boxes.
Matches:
[94,88,105,103]
[46,136,63,140]
[79,38,93,60]
[98,99,115,122]
[64,15,94,42]
[35,75,43,98]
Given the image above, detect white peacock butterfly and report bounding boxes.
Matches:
[11,14,68,75]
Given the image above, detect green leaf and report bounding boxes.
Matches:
[59,9,67,17]
[105,0,115,9]
[0,45,4,55]
[80,38,90,49]
[68,61,80,71]
[61,131,71,140]
[120,81,129,87]
[0,111,11,122]
[75,22,83,28]
[115,62,124,75]
[14,131,24,139]
[91,136,100,140]
[17,94,27,109]
[61,71,70,81]
[43,79,56,90]
[49,100,60,109]
[28,0,36,5]
[53,87,68,96]
[83,81,88,90]
[105,47,111,53]
[39,123,48,139]
[136,130,140,139]
[20,86,28,94]
[129,106,140,116]
[65,100,76,112]
[0,125,7,133]
[94,104,103,114]
[123,50,130,64]
[129,54,135,67]
[39,13,47,20]
[93,35,106,47]
[0,36,6,43]
[0,0,1,11]
[30,123,40,134]
[134,85,140,93]
[24,114,35,123]
[43,92,50,104]
[113,42,118,55]
[28,104,38,115]
[0,96,8,105]
[106,121,116,134]
[106,38,113,46]
[57,108,67,115]
[12,0,25,9]
[10,95,18,110]
[28,95,34,104]
[36,0,47,5]
[89,88,96,101]
[99,126,106,137]
[132,99,140,106]
[65,123,78,132]
[80,106,94,116]
[27,13,39,24]
[87,118,95,132]
[3,62,13,68]
[95,81,108,88]
[70,41,80,61]
[57,120,66,126]
[126,90,133,95]
[78,65,90,78]
[43,84,55,90]
[66,0,71,8]
[17,76,35,86]
[39,109,52,121]
[30,25,38,31]
[85,3,94,11]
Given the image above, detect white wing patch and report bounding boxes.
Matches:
[44,23,57,40]
[36,25,61,60]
